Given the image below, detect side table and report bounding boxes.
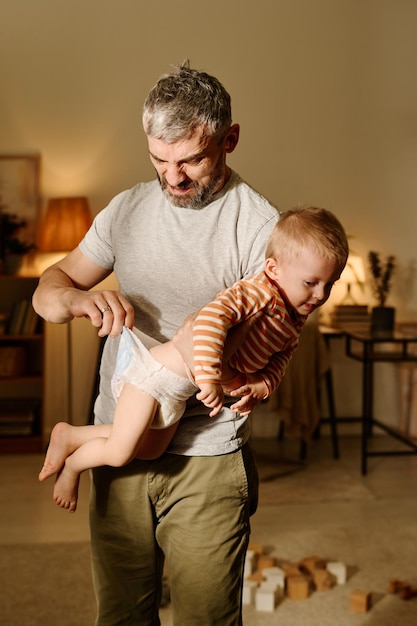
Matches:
[342,325,417,474]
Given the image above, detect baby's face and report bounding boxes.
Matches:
[267,250,342,316]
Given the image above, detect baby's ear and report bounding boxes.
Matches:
[264,257,280,281]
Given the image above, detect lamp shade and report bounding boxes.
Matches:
[38,197,92,252]
[340,254,366,285]
[337,254,366,305]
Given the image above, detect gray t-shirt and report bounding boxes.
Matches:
[80,171,279,455]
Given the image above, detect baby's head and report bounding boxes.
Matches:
[265,206,349,316]
[266,206,349,270]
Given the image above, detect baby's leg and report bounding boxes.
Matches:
[39,422,112,482]
[150,340,189,377]
[135,422,179,459]
[139,341,193,458]
[171,313,196,372]
[51,385,157,512]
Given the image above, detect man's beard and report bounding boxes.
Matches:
[158,170,224,210]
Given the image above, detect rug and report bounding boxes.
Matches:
[3,528,417,626]
[256,457,375,505]
[236,524,417,626]
[1,542,95,626]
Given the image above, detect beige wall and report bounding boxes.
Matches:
[2,0,417,307]
[2,0,417,433]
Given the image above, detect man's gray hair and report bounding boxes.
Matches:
[143,61,232,142]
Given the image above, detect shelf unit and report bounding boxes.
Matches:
[0,275,44,453]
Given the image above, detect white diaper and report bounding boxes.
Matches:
[111,327,197,429]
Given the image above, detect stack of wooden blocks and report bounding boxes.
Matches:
[243,544,348,613]
[242,543,417,615]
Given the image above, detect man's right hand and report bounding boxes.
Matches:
[32,248,135,336]
[66,287,135,337]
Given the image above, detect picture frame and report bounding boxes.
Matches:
[0,154,41,248]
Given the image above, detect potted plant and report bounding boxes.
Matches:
[368,251,396,333]
[0,210,35,274]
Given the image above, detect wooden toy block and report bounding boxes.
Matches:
[286,574,311,600]
[281,562,301,577]
[260,580,281,593]
[242,580,258,605]
[244,552,256,578]
[349,589,372,613]
[255,585,279,612]
[245,549,256,561]
[262,566,285,590]
[247,570,265,584]
[299,555,327,574]
[248,543,264,555]
[326,561,347,584]
[262,566,285,578]
[400,586,417,600]
[388,578,412,595]
[312,568,334,591]
[244,561,253,579]
[389,580,417,600]
[258,555,276,571]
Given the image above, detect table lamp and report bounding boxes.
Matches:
[37,197,92,424]
[338,254,365,305]
[38,196,92,252]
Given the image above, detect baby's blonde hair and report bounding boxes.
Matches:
[266,206,349,272]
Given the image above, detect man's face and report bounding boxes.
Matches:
[147,125,239,209]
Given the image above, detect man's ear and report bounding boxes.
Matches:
[224,124,240,153]
[265,257,280,281]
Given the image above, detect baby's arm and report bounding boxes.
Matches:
[229,342,299,416]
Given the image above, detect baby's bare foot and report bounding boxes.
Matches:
[39,422,75,482]
[53,464,80,513]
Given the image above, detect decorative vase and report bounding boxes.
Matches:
[371,306,395,334]
[4,254,24,275]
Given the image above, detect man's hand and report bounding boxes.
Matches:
[45,285,135,337]
[81,290,135,337]
[32,249,135,337]
[196,383,225,418]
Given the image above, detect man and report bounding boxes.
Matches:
[33,61,279,625]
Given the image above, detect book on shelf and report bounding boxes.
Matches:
[0,421,34,437]
[7,300,39,335]
[8,299,29,334]
[330,304,370,328]
[336,304,367,310]
[21,305,40,335]
[0,399,37,436]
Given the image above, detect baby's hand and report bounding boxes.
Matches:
[229,375,268,416]
[229,391,259,416]
[196,383,224,417]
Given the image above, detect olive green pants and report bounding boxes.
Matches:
[90,444,259,626]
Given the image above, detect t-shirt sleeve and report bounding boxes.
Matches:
[79,190,130,269]
[242,213,280,277]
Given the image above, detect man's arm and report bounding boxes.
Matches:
[32,247,135,337]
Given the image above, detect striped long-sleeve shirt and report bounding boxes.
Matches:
[192,271,307,396]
